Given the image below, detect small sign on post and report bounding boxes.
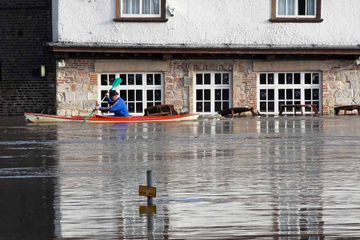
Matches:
[139,185,157,198]
[138,170,157,215]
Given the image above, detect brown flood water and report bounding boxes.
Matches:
[0,116,360,239]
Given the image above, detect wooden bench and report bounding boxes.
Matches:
[218,107,259,117]
[279,104,319,116]
[334,105,360,115]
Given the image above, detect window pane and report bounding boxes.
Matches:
[279,73,285,84]
[279,89,285,99]
[136,74,142,85]
[268,89,274,100]
[136,90,142,101]
[101,90,107,100]
[286,89,293,99]
[128,90,135,101]
[215,89,221,100]
[120,74,127,85]
[305,89,311,100]
[143,0,159,14]
[298,0,306,15]
[260,102,266,111]
[196,90,203,101]
[109,74,115,85]
[136,103,143,113]
[268,74,274,84]
[287,0,295,15]
[120,90,127,100]
[204,89,211,100]
[294,89,301,99]
[278,0,286,15]
[128,74,134,85]
[294,73,300,84]
[128,103,135,112]
[307,0,315,15]
[286,73,293,84]
[223,102,229,110]
[204,102,211,112]
[155,90,161,101]
[260,74,266,84]
[196,74,203,85]
[268,102,274,112]
[223,89,229,100]
[313,73,319,84]
[215,73,221,84]
[101,74,108,86]
[147,90,153,101]
[215,102,222,112]
[147,74,153,85]
[123,0,140,14]
[196,102,203,112]
[223,73,229,84]
[204,74,211,84]
[154,74,161,85]
[260,89,267,100]
[313,89,319,100]
[305,73,311,84]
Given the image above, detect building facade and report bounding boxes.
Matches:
[51,0,360,116]
[0,0,55,116]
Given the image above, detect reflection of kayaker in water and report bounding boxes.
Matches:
[96,90,130,117]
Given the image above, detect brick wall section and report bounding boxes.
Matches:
[0,0,55,116]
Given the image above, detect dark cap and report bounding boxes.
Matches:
[109,90,119,98]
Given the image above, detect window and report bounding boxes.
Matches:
[115,0,167,22]
[271,0,322,22]
[194,72,232,114]
[99,73,163,115]
[258,72,321,115]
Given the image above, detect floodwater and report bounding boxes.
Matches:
[0,116,360,240]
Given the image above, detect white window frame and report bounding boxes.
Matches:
[121,0,161,18]
[276,0,316,18]
[193,72,232,115]
[99,72,164,116]
[257,72,322,115]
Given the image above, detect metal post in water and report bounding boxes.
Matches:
[146,170,153,206]
[146,170,154,236]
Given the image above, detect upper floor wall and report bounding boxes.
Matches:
[53,0,360,47]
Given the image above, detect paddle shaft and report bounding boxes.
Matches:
[82,78,122,123]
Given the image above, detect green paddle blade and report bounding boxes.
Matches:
[111,78,122,89]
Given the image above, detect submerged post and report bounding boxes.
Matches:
[147,170,153,206]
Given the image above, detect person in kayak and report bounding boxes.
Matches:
[96,90,130,117]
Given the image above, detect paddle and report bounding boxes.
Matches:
[82,77,122,123]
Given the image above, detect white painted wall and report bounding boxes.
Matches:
[55,0,360,46]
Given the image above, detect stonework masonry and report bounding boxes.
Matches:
[56,58,360,116]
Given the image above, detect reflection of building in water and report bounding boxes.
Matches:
[0,126,58,239]
[54,124,170,239]
[257,118,324,238]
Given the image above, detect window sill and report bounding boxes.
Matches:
[114,18,168,23]
[270,18,323,23]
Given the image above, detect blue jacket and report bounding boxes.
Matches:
[100,97,130,117]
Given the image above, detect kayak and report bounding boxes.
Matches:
[24,112,200,123]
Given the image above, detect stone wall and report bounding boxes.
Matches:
[0,0,55,116]
[56,59,97,116]
[56,58,360,115]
